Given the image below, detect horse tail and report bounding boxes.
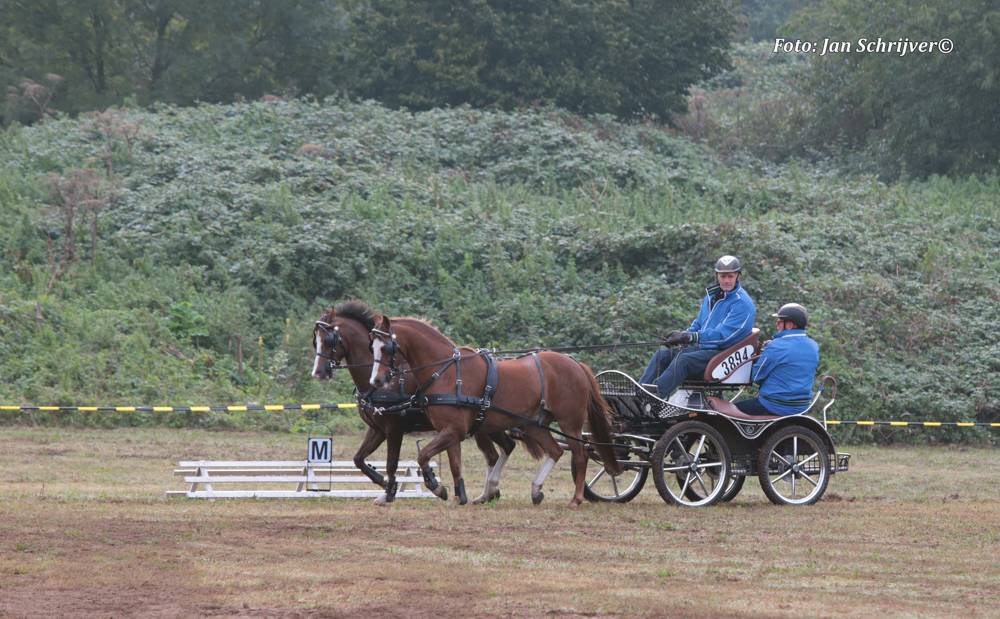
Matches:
[516,432,547,460]
[580,362,623,476]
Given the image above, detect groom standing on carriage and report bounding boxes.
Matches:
[640,255,756,398]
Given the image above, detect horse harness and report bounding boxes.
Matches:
[314,320,418,421]
[372,330,552,436]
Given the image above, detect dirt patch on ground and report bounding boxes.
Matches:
[1,428,998,618]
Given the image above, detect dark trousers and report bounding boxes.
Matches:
[734,397,775,416]
[639,346,716,398]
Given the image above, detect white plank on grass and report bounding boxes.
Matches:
[168,459,436,499]
[177,460,430,468]
[182,475,426,484]
[167,490,436,499]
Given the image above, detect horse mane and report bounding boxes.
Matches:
[330,300,377,331]
[395,316,458,347]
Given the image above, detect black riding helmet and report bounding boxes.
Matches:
[772,303,808,328]
[714,255,742,273]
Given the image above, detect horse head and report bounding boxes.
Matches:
[311,301,378,386]
[368,315,400,389]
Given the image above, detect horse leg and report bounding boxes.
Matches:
[567,436,589,508]
[446,443,468,505]
[475,432,516,504]
[471,432,500,504]
[416,428,464,501]
[373,426,404,506]
[523,426,564,506]
[353,425,387,489]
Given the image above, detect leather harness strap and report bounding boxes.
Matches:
[373,346,556,438]
[421,348,499,436]
[531,352,549,425]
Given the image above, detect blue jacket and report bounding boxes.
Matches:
[751,329,820,415]
[687,283,756,351]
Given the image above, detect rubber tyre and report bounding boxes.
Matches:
[718,475,746,503]
[651,421,732,507]
[679,444,743,503]
[757,425,830,505]
[583,437,648,503]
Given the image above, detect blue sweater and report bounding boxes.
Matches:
[751,329,820,415]
[687,283,756,351]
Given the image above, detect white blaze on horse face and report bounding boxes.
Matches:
[311,332,323,377]
[369,337,383,386]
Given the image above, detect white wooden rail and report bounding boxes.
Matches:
[167,460,437,499]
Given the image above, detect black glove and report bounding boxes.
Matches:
[662,330,692,346]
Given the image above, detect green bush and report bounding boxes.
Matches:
[0,100,996,442]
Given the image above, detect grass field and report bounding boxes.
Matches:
[1,427,998,618]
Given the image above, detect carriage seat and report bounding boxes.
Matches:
[696,328,760,385]
[706,396,782,421]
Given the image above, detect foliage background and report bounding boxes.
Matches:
[0,0,997,443]
[0,98,996,442]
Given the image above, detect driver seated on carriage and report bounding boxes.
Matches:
[734,303,820,416]
[639,255,756,399]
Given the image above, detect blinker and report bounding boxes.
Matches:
[382,338,399,356]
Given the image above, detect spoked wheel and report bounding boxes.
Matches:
[651,421,731,507]
[757,426,830,505]
[583,437,649,503]
[718,475,745,503]
[686,474,745,503]
[678,439,745,504]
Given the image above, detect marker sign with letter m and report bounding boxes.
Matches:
[307,437,333,463]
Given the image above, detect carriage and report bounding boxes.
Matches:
[317,303,849,507]
[580,329,851,507]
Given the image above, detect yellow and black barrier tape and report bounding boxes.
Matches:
[0,403,357,413]
[825,420,999,428]
[0,404,997,427]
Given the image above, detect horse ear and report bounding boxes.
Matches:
[374,314,391,331]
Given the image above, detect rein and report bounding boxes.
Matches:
[487,340,663,355]
[362,340,663,378]
[368,330,624,448]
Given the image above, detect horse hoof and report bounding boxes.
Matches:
[473,489,501,504]
[373,494,389,506]
[434,486,448,501]
[532,491,544,506]
[568,498,582,508]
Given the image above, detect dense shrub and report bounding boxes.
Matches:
[0,100,996,442]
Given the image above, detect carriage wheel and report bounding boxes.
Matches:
[651,421,731,507]
[718,475,745,503]
[757,426,830,505]
[583,437,649,503]
[685,473,745,503]
[676,436,745,504]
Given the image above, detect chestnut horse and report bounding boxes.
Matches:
[369,315,623,507]
[311,301,520,504]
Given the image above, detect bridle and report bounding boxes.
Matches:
[314,320,345,373]
[369,327,401,382]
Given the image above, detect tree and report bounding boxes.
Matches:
[0,0,349,119]
[348,0,738,120]
[791,0,1000,178]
